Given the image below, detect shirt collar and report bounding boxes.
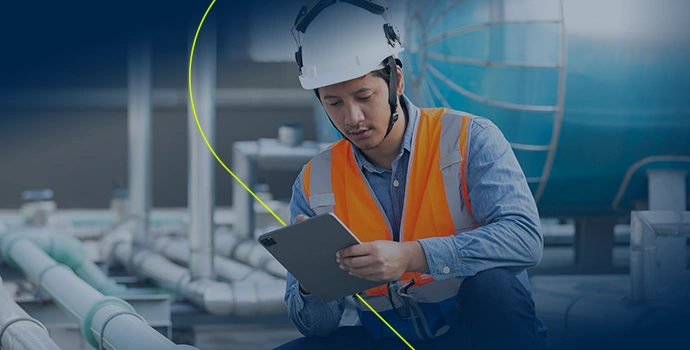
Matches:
[352,94,420,174]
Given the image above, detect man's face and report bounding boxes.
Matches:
[319,71,399,151]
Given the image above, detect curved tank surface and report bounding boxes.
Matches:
[402,0,690,217]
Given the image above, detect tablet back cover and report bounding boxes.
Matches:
[258,213,383,303]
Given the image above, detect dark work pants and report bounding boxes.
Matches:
[274,268,546,350]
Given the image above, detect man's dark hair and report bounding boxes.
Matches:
[314,57,402,100]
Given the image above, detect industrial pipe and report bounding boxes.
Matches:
[128,38,153,247]
[0,230,126,295]
[113,242,286,316]
[630,210,690,301]
[0,276,61,350]
[187,18,216,282]
[0,88,313,110]
[214,233,287,279]
[151,237,278,283]
[0,239,195,350]
[646,170,688,288]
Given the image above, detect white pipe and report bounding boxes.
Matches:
[213,254,278,283]
[630,212,658,301]
[187,19,216,282]
[630,211,690,301]
[230,140,327,239]
[214,233,288,278]
[1,239,193,350]
[114,243,286,316]
[231,144,254,238]
[647,170,688,288]
[90,304,196,350]
[0,276,61,350]
[0,88,313,109]
[151,237,278,283]
[128,38,153,247]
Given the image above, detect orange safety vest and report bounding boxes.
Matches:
[302,108,478,339]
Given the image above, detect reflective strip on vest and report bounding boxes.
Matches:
[304,149,334,215]
[439,112,476,232]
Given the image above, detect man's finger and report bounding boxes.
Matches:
[342,255,374,269]
[337,243,368,259]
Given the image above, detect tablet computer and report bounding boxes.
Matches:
[257,213,383,303]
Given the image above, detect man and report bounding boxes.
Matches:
[276,1,546,349]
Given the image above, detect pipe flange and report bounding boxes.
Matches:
[129,247,156,279]
[175,272,192,300]
[81,296,136,349]
[34,263,67,300]
[131,247,152,270]
[0,317,48,343]
[98,311,146,350]
[229,239,244,260]
[240,269,257,281]
[151,237,172,255]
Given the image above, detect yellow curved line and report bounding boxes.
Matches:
[189,2,413,349]
[355,294,415,349]
[188,0,285,227]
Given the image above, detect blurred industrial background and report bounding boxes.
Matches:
[0,0,688,349]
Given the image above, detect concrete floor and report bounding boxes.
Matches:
[182,244,690,350]
[194,325,302,350]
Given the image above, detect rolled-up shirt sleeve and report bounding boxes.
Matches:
[418,118,544,279]
[284,169,344,337]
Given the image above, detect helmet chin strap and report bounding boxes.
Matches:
[383,56,399,139]
[322,56,402,145]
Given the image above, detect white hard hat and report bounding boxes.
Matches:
[294,1,404,90]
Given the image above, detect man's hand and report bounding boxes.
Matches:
[293,214,311,294]
[336,240,429,282]
[294,214,309,223]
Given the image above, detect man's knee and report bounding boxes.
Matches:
[273,336,330,350]
[273,326,373,350]
[456,268,532,315]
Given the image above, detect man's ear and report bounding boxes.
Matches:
[396,65,405,97]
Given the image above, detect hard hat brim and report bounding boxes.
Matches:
[299,49,404,90]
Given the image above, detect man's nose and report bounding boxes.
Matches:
[344,103,365,127]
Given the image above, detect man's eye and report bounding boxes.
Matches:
[358,95,372,101]
[328,101,342,107]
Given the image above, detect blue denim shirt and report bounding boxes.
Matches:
[284,95,543,338]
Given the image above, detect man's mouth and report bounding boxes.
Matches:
[349,129,371,140]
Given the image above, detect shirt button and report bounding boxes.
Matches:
[442,266,450,274]
[393,179,399,187]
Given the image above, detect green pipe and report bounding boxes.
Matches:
[0,230,126,295]
[2,238,195,350]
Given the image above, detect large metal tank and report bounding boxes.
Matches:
[402,0,690,217]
